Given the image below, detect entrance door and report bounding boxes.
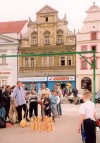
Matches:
[81,77,92,92]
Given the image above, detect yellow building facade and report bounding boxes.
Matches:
[18,5,76,90]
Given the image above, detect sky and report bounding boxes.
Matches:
[0,0,100,32]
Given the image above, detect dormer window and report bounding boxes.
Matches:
[46,17,48,22]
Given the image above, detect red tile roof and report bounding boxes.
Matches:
[0,20,28,34]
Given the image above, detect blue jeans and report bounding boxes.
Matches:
[0,107,6,120]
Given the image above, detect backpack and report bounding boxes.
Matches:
[0,117,6,128]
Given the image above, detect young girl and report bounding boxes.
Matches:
[77,90,96,143]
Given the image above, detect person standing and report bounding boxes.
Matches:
[77,91,96,143]
[13,81,28,123]
[50,89,58,122]
[0,87,6,120]
[9,86,18,124]
[43,92,51,117]
[28,88,38,118]
[72,88,78,104]
[53,83,62,115]
[38,82,51,114]
[2,85,11,121]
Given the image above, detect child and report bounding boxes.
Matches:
[50,89,58,122]
[43,92,51,117]
[28,88,38,118]
[77,90,96,143]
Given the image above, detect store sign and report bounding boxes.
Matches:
[0,72,10,74]
[18,77,47,82]
[48,76,75,81]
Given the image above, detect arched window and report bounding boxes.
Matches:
[31,32,38,45]
[57,29,63,44]
[44,31,50,45]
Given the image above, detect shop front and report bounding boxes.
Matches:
[47,76,76,91]
[18,77,48,91]
[18,76,76,92]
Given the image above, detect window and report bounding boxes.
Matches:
[81,61,87,69]
[67,56,71,65]
[2,54,6,64]
[61,57,65,66]
[44,31,50,45]
[81,46,87,51]
[31,32,37,45]
[92,46,96,51]
[45,36,50,45]
[0,80,7,87]
[42,57,54,67]
[46,17,48,22]
[42,57,48,67]
[69,37,74,43]
[31,37,37,45]
[91,59,96,68]
[60,56,72,66]
[25,58,29,66]
[30,58,34,67]
[57,35,62,44]
[49,57,54,66]
[91,32,97,40]
[57,29,63,44]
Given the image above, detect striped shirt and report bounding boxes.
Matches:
[28,92,38,103]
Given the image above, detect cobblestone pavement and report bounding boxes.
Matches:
[0,103,100,143]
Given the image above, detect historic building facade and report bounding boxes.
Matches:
[18,5,76,91]
[76,3,100,92]
[0,20,28,87]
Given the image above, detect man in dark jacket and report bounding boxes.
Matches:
[72,88,78,104]
[2,85,11,120]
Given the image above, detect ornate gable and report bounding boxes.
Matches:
[36,5,58,14]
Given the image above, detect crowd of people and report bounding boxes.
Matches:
[0,81,98,143]
[0,81,64,125]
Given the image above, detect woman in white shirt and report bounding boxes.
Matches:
[77,90,96,143]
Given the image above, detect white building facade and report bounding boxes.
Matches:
[76,3,100,92]
[0,20,28,87]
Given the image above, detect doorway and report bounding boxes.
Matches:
[81,77,92,92]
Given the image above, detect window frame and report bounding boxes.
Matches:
[42,57,54,67]
[60,56,72,66]
[90,31,97,40]
[1,54,6,64]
